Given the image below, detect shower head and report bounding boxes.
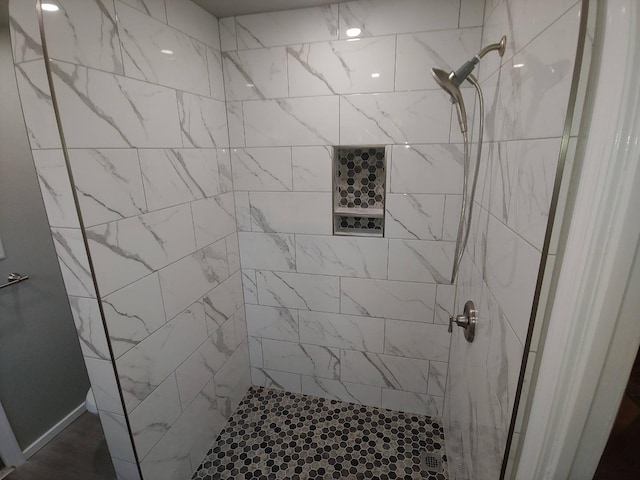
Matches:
[431,36,507,134]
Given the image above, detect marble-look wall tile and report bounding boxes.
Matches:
[214,341,251,417]
[177,92,229,148]
[9,0,42,63]
[390,144,463,194]
[301,376,382,407]
[292,146,332,192]
[442,195,463,241]
[252,368,301,392]
[203,272,244,332]
[112,458,141,480]
[216,149,234,193]
[159,240,229,320]
[338,0,460,38]
[116,1,209,96]
[86,204,196,295]
[165,0,220,49]
[50,227,97,298]
[341,278,436,323]
[246,305,299,342]
[388,239,455,284]
[50,61,182,148]
[395,27,481,91]
[295,235,388,279]
[381,389,443,417]
[428,361,448,397]
[340,350,429,393]
[235,5,339,49]
[287,36,395,97]
[242,269,258,304]
[83,357,125,415]
[262,339,340,379]
[129,375,182,458]
[69,296,110,360]
[14,61,61,149]
[248,336,263,367]
[459,0,486,28]
[207,47,225,101]
[192,193,237,249]
[340,92,451,145]
[243,97,339,147]
[257,271,340,313]
[237,232,296,272]
[139,148,219,212]
[32,149,79,229]
[100,411,137,462]
[43,0,123,74]
[223,47,288,101]
[385,194,445,240]
[250,192,332,234]
[434,284,456,325]
[233,307,248,345]
[231,147,293,191]
[117,301,208,410]
[384,319,450,362]
[68,149,147,227]
[226,233,241,274]
[102,273,166,358]
[226,101,245,147]
[233,191,251,231]
[299,311,384,353]
[119,0,166,23]
[219,17,237,52]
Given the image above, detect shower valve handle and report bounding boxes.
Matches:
[448,300,477,342]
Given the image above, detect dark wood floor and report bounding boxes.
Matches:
[6,412,115,480]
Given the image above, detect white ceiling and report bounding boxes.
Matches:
[193,0,337,18]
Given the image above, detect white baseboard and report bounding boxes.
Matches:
[22,402,86,459]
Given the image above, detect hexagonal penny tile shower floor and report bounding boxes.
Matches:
[193,386,448,480]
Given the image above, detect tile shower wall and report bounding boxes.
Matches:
[9,1,250,479]
[224,0,485,417]
[445,1,582,479]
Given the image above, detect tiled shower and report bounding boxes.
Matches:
[7,0,582,479]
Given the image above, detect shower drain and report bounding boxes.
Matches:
[421,452,445,473]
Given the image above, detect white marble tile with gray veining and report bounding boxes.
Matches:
[234,191,251,231]
[83,357,124,415]
[202,271,243,332]
[216,148,234,193]
[50,61,182,148]
[301,376,382,407]
[235,5,339,49]
[292,146,332,192]
[100,411,137,463]
[234,306,248,345]
[219,17,237,52]
[248,336,263,367]
[232,147,292,191]
[214,341,251,417]
[299,311,384,353]
[9,0,42,63]
[428,361,448,397]
[165,0,220,49]
[159,240,229,320]
[238,232,296,272]
[116,1,209,96]
[69,296,110,360]
[295,235,388,279]
[242,269,258,305]
[117,301,207,411]
[226,233,241,274]
[86,204,196,295]
[388,239,455,284]
[177,92,228,148]
[207,47,225,101]
[381,389,443,417]
[340,91,451,145]
[192,193,237,249]
[341,278,436,323]
[385,194,446,240]
[68,148,147,226]
[250,192,332,235]
[338,0,459,38]
[14,61,61,149]
[252,368,301,392]
[44,0,123,74]
[119,0,166,22]
[243,97,339,147]
[257,271,340,313]
[434,284,456,325]
[50,227,96,298]
[139,148,220,212]
[223,47,288,101]
[442,195,463,242]
[262,339,339,380]
[226,101,245,147]
[287,36,395,97]
[340,349,430,393]
[395,27,482,91]
[246,304,299,343]
[129,374,182,459]
[384,319,450,362]
[390,144,463,195]
[32,149,79,229]
[102,273,166,358]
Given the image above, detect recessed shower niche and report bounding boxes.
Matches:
[333,145,388,237]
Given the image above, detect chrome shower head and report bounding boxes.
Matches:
[431,67,468,134]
